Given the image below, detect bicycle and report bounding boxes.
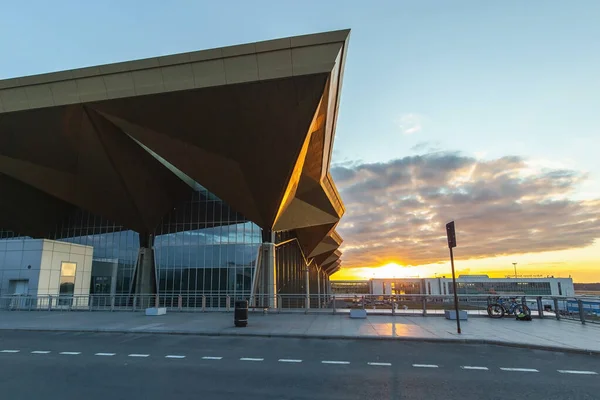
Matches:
[487,296,531,319]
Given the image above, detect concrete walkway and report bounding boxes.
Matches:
[0,311,598,355]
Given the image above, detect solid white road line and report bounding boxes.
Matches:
[558,370,598,375]
[31,351,51,354]
[59,352,81,355]
[202,356,223,360]
[278,359,303,363]
[500,368,539,372]
[0,350,20,353]
[413,364,438,368]
[128,354,150,358]
[165,355,186,359]
[240,358,264,362]
[368,362,392,366]
[322,361,350,365]
[94,353,116,356]
[461,366,489,370]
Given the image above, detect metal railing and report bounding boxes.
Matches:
[0,293,598,325]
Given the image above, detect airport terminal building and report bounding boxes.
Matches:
[0,30,349,305]
[332,276,575,297]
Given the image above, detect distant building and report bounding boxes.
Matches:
[330,280,370,294]
[366,275,574,297]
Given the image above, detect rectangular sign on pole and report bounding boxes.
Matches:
[446,220,461,334]
[446,221,456,248]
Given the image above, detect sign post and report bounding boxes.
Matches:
[446,221,461,334]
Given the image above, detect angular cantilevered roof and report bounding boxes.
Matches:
[0,30,349,257]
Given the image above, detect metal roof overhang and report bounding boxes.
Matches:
[0,29,349,262]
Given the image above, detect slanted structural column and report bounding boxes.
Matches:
[261,229,277,308]
[132,233,157,308]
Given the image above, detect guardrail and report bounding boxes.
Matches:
[0,293,597,325]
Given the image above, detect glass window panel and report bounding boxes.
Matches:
[60,262,77,277]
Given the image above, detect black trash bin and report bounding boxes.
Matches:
[234,300,248,327]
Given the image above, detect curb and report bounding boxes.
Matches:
[2,327,598,356]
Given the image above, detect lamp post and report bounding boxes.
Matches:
[512,263,517,278]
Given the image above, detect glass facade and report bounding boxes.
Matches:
[0,184,263,297]
[390,281,422,295]
[331,281,370,294]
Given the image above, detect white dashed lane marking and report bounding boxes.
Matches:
[558,370,598,375]
[500,368,539,372]
[0,349,597,376]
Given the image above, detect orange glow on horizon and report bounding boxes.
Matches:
[332,241,600,283]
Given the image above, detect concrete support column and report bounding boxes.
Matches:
[132,234,157,309]
[263,242,276,308]
[259,229,277,309]
[110,262,118,297]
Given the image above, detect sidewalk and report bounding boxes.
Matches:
[0,311,598,355]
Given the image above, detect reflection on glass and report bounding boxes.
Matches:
[0,185,295,298]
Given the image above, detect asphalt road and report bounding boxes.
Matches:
[0,331,597,400]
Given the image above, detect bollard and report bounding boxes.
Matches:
[577,299,586,324]
[553,298,560,320]
[202,295,206,312]
[178,295,182,311]
[277,295,282,313]
[48,295,52,311]
[422,297,427,316]
[226,295,231,311]
[536,297,544,319]
[332,295,336,314]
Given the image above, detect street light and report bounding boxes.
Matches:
[512,262,517,278]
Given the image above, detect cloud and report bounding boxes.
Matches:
[331,152,600,268]
[395,113,423,135]
[410,141,442,153]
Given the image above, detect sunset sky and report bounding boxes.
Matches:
[2,1,599,282]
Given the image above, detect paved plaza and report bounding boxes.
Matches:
[0,311,598,354]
